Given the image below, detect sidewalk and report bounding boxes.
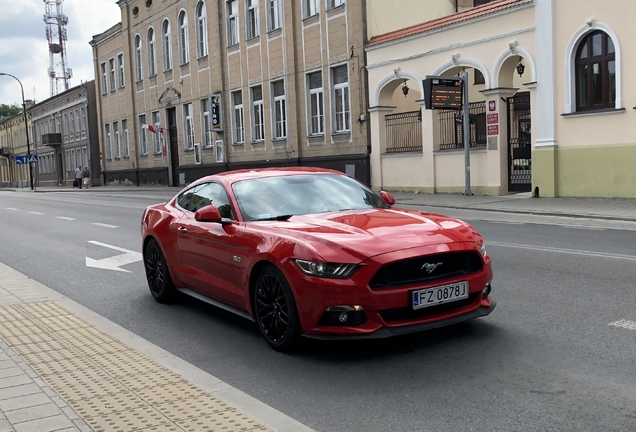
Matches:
[0,262,313,432]
[5,184,635,223]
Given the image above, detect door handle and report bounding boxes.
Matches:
[177,227,187,232]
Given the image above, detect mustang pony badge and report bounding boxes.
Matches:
[421,262,443,274]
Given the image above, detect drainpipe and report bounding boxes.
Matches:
[217,0,230,172]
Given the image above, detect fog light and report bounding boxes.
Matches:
[319,306,367,326]
[482,283,492,299]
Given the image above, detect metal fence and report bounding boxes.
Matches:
[438,101,487,150]
[385,110,422,153]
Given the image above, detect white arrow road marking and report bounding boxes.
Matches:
[91,222,119,229]
[56,216,77,221]
[85,240,142,273]
[609,320,636,332]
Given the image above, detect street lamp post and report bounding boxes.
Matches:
[0,72,34,190]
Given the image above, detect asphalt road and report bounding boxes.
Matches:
[1,189,635,432]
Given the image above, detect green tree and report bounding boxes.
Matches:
[0,103,22,118]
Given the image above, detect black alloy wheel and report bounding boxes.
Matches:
[144,238,174,303]
[254,265,300,351]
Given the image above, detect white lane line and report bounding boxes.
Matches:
[91,222,119,229]
[27,211,44,215]
[490,241,636,261]
[55,216,77,221]
[6,208,19,211]
[609,320,636,331]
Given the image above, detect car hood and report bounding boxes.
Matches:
[250,208,480,262]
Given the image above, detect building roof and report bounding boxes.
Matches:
[367,0,533,48]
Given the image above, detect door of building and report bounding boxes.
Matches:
[507,92,532,192]
[166,107,179,187]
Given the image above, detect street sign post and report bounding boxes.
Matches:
[15,154,38,164]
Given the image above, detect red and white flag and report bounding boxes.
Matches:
[142,124,164,134]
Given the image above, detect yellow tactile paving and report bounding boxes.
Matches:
[0,301,273,431]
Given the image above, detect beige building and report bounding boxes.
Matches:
[365,0,636,198]
[0,111,31,188]
[91,0,370,186]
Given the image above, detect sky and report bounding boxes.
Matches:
[0,0,121,107]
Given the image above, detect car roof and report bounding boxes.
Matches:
[198,167,343,184]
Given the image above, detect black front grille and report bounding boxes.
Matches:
[379,293,479,323]
[369,251,483,289]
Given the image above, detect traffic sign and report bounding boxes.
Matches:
[15,154,38,164]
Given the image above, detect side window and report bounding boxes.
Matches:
[177,183,234,219]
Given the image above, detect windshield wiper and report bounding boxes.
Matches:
[256,214,293,221]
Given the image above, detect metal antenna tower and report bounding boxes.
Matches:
[43,0,72,96]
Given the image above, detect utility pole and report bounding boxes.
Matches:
[0,72,34,190]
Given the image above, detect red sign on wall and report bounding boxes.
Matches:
[488,100,496,112]
[487,113,498,124]
[487,125,499,136]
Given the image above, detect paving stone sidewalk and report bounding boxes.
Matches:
[0,263,313,432]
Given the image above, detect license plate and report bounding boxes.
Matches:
[412,281,469,310]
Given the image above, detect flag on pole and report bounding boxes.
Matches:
[142,124,158,134]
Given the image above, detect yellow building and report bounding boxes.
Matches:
[366,0,636,198]
[0,111,31,188]
[91,0,370,186]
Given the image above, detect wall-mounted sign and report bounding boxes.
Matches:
[487,124,499,136]
[488,100,496,112]
[423,76,463,110]
[210,94,223,131]
[487,113,498,125]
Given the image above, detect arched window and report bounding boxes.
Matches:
[147,27,156,76]
[196,1,208,58]
[178,10,189,65]
[134,34,143,81]
[162,20,172,71]
[575,30,615,111]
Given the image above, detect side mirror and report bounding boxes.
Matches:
[379,191,396,206]
[194,205,222,223]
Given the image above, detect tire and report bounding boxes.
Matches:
[254,265,301,352]
[144,238,175,303]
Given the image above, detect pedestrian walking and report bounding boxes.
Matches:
[82,166,91,188]
[74,165,83,189]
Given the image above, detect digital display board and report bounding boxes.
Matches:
[423,77,463,110]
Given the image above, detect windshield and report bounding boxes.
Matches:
[232,174,390,221]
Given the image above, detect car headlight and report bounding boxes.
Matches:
[479,243,487,257]
[294,260,359,278]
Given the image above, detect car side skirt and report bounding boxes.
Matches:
[176,288,255,322]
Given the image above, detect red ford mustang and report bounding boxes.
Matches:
[141,167,495,351]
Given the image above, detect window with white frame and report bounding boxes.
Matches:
[232,90,244,144]
[308,71,324,135]
[251,86,264,142]
[201,98,212,148]
[105,124,112,159]
[328,0,344,8]
[139,114,148,155]
[303,0,318,18]
[64,113,69,134]
[75,110,80,134]
[122,119,130,157]
[196,1,208,57]
[272,80,286,139]
[227,1,239,46]
[267,0,281,30]
[162,20,172,71]
[183,103,194,150]
[70,111,75,134]
[246,0,259,39]
[117,53,125,87]
[113,121,121,158]
[100,63,107,94]
[147,27,157,76]
[109,58,116,91]
[134,34,143,81]
[332,65,350,132]
[80,107,86,131]
[178,11,189,65]
[151,111,161,153]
